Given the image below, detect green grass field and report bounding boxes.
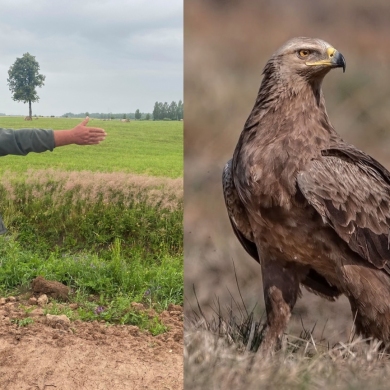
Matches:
[0,117,183,178]
[0,117,183,334]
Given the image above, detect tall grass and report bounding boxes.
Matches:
[0,236,182,308]
[0,169,183,259]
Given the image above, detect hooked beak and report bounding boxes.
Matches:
[306,47,346,73]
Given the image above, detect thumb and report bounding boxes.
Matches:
[80,116,89,127]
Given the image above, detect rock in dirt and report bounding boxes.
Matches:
[46,314,71,329]
[168,304,182,312]
[30,308,44,317]
[28,297,38,305]
[0,297,6,305]
[31,276,70,300]
[37,294,49,306]
[131,302,145,311]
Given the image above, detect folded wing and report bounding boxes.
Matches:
[298,147,390,272]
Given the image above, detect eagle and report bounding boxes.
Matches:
[223,37,390,354]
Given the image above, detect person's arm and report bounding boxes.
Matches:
[0,117,106,156]
[53,117,106,147]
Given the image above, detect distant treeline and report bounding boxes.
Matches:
[61,112,151,120]
[152,100,183,121]
[61,101,184,121]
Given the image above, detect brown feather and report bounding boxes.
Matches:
[223,37,390,352]
[297,155,390,270]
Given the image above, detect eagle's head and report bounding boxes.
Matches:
[266,37,346,82]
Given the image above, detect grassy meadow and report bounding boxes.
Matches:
[0,117,183,178]
[0,117,183,334]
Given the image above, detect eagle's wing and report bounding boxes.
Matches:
[298,148,390,272]
[223,159,342,300]
[223,159,259,262]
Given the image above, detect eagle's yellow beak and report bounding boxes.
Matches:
[306,47,346,73]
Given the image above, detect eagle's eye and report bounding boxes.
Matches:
[298,49,310,58]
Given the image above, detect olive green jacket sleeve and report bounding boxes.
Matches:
[0,128,55,156]
[0,128,55,234]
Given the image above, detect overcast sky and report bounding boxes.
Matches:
[0,0,182,116]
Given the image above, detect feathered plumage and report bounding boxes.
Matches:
[223,37,390,353]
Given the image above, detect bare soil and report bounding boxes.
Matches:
[0,297,183,390]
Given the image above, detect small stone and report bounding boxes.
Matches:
[167,304,182,312]
[28,297,38,305]
[127,325,139,336]
[46,314,71,329]
[0,298,6,305]
[6,302,16,310]
[37,294,48,306]
[30,308,44,317]
[169,311,182,317]
[7,296,16,302]
[173,331,183,342]
[131,302,145,311]
[69,303,78,310]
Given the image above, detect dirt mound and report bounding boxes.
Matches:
[0,296,183,390]
[31,276,70,300]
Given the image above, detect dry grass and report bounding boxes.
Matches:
[1,168,183,211]
[185,325,390,390]
[185,291,390,390]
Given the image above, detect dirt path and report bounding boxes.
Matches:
[0,298,183,390]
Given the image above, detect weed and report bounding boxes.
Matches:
[11,317,34,327]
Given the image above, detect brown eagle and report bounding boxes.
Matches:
[223,37,390,354]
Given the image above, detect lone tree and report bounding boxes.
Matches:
[7,53,45,118]
[135,109,141,120]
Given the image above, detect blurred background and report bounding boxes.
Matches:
[185,0,390,342]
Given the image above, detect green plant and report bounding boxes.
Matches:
[11,317,34,327]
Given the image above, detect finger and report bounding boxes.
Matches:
[88,128,106,133]
[90,134,106,141]
[89,137,106,143]
[80,116,90,127]
[90,133,107,138]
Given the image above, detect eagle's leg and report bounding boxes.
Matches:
[259,259,301,355]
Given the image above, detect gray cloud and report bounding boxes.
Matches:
[0,0,182,115]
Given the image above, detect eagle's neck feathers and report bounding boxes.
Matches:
[233,59,341,208]
[244,58,335,138]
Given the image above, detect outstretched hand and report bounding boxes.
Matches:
[53,117,107,147]
[71,117,107,145]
